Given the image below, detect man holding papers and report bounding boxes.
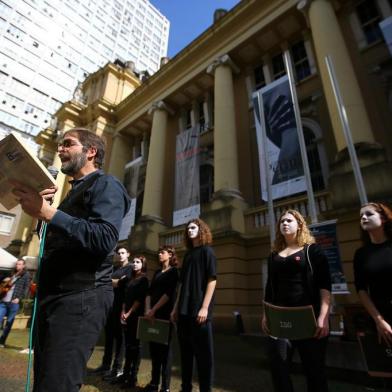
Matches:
[11,128,130,392]
[262,209,331,392]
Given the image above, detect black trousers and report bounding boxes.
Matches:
[267,336,329,392]
[33,286,113,392]
[101,306,124,371]
[177,316,214,392]
[122,316,141,383]
[149,327,173,389]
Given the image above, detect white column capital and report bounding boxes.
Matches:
[148,100,175,116]
[206,54,240,76]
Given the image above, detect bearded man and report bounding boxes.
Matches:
[12,128,130,392]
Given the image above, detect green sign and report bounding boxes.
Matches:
[264,301,317,340]
[137,317,171,345]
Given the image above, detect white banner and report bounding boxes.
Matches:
[119,156,142,240]
[253,75,306,200]
[173,127,200,226]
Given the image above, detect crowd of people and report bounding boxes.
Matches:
[90,217,216,392]
[1,127,391,392]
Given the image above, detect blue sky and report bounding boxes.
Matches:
[150,1,241,57]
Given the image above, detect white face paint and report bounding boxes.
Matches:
[280,213,299,238]
[131,258,143,272]
[187,223,199,239]
[360,206,384,232]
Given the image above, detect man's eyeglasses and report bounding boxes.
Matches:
[57,140,83,149]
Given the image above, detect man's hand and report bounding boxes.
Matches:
[10,180,57,222]
[11,298,20,304]
[314,313,329,339]
[170,308,178,324]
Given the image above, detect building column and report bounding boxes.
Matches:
[141,101,173,221]
[300,0,374,150]
[298,0,392,207]
[107,132,133,181]
[207,54,241,198]
[205,55,247,234]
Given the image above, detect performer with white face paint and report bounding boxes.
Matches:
[353,202,392,346]
[114,256,148,388]
[262,209,331,392]
[170,218,217,392]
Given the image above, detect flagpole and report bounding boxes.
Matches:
[283,50,318,223]
[255,90,276,243]
[325,55,368,205]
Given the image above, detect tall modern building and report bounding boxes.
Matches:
[0,0,169,249]
[0,0,169,140]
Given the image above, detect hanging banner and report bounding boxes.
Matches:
[173,126,200,226]
[309,220,349,294]
[119,156,142,240]
[253,75,306,200]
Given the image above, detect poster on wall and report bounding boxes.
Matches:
[253,75,306,200]
[173,126,200,226]
[119,156,142,241]
[309,219,349,294]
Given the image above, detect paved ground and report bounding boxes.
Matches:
[0,328,391,391]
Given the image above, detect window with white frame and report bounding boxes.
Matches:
[291,41,311,81]
[355,0,383,45]
[0,213,15,235]
[254,64,266,89]
[272,53,286,80]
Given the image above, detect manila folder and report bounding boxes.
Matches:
[0,132,56,210]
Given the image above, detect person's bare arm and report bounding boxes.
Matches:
[358,290,392,346]
[314,289,331,339]
[196,278,216,324]
[145,294,169,320]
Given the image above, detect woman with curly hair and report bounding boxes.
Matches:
[262,209,331,392]
[353,202,392,346]
[142,246,179,392]
[170,218,217,392]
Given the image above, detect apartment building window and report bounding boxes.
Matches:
[254,64,266,89]
[22,120,39,135]
[4,93,24,110]
[356,0,383,45]
[0,109,19,128]
[0,213,15,235]
[272,53,286,80]
[291,41,311,81]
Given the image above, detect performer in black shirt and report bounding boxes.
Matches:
[113,255,149,388]
[11,128,130,392]
[353,202,392,345]
[171,219,217,392]
[262,209,331,392]
[142,245,178,392]
[94,247,132,379]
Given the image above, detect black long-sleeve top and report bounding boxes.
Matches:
[264,244,331,316]
[149,267,178,320]
[39,170,130,296]
[354,240,392,324]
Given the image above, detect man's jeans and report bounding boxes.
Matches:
[0,301,20,344]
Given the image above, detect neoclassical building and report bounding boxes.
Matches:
[13,0,392,332]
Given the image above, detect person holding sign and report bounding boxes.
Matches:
[354,202,392,346]
[142,246,179,392]
[171,219,217,392]
[113,256,148,389]
[262,209,331,392]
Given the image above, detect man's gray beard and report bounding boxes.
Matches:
[61,152,87,176]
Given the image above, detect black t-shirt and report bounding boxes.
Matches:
[265,244,331,315]
[354,240,392,323]
[122,275,149,317]
[112,264,132,310]
[149,267,178,320]
[178,245,217,319]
